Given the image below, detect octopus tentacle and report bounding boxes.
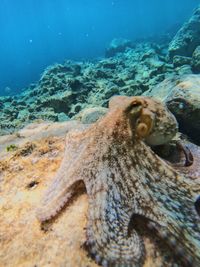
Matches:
[86,179,144,267]
[127,141,200,265]
[176,140,194,166]
[36,130,91,222]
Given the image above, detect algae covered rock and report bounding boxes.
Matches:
[192,45,200,72]
[144,74,200,144]
[57,112,70,122]
[173,55,192,67]
[175,64,193,76]
[74,106,108,124]
[105,38,133,57]
[169,7,200,59]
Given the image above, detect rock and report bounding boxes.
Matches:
[169,7,200,59]
[0,120,85,156]
[144,74,200,144]
[57,112,70,122]
[74,107,108,124]
[0,123,92,267]
[192,45,200,72]
[173,55,192,67]
[40,94,71,114]
[175,64,193,76]
[0,121,184,267]
[105,38,133,57]
[98,59,118,69]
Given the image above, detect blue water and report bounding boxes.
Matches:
[0,0,199,96]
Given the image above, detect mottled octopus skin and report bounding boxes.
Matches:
[36,96,200,267]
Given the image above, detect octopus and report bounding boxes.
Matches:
[36,95,200,267]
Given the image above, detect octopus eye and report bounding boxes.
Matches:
[135,113,153,138]
[194,195,200,217]
[136,122,149,137]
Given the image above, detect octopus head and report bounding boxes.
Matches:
[109,95,178,146]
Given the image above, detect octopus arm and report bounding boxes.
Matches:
[130,142,200,265]
[36,129,91,222]
[85,165,144,267]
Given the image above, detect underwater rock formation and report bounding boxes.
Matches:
[169,7,200,59]
[0,40,175,135]
[172,55,192,67]
[144,74,200,145]
[192,45,200,72]
[105,38,133,57]
[2,6,200,136]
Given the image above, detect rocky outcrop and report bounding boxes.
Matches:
[169,7,200,59]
